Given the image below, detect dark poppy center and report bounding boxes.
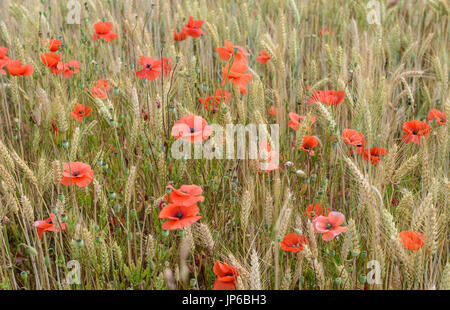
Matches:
[412,130,418,135]
[190,127,196,133]
[326,223,333,229]
[175,212,184,219]
[146,64,151,69]
[72,171,80,177]
[78,110,84,114]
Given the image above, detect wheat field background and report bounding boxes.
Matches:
[0,0,448,290]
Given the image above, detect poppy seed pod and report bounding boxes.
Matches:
[334,277,342,286]
[76,239,84,248]
[20,271,28,281]
[26,245,38,256]
[62,140,69,149]
[162,230,169,237]
[359,274,367,284]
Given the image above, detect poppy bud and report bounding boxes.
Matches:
[113,87,119,94]
[25,245,38,256]
[162,230,169,238]
[178,229,185,237]
[20,271,28,281]
[359,274,367,284]
[58,193,65,201]
[296,169,306,178]
[190,278,197,287]
[361,250,367,258]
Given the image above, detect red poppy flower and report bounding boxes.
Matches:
[52,60,81,78]
[213,261,238,290]
[343,129,365,154]
[92,21,118,42]
[71,103,92,122]
[0,46,10,75]
[200,88,231,112]
[258,141,279,173]
[60,162,94,188]
[401,120,431,145]
[160,57,172,77]
[88,79,110,99]
[280,233,308,252]
[164,184,205,206]
[363,147,387,165]
[288,112,316,131]
[6,60,33,76]
[268,106,281,117]
[221,59,252,94]
[41,53,61,68]
[42,39,61,52]
[158,203,202,230]
[306,89,345,105]
[136,56,162,81]
[399,231,425,251]
[171,114,213,143]
[313,211,347,242]
[320,28,331,36]
[217,40,249,63]
[173,29,188,41]
[256,50,271,64]
[182,16,205,38]
[427,109,446,125]
[33,213,66,239]
[305,202,330,219]
[51,119,59,135]
[301,136,318,155]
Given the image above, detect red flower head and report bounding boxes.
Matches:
[320,28,332,36]
[6,60,33,76]
[52,60,81,78]
[171,114,213,143]
[221,59,252,94]
[306,89,345,105]
[280,233,308,252]
[217,41,249,63]
[136,56,162,81]
[60,162,94,188]
[164,184,205,206]
[33,213,66,239]
[401,120,431,145]
[399,231,425,251]
[258,141,279,173]
[182,16,205,38]
[42,39,62,52]
[41,52,61,68]
[0,46,10,75]
[158,203,201,230]
[89,79,110,99]
[288,112,316,131]
[200,88,231,112]
[173,29,188,41]
[305,202,330,219]
[161,57,172,77]
[301,136,318,156]
[256,49,271,64]
[92,21,118,42]
[427,109,446,125]
[313,211,347,242]
[363,147,387,165]
[71,103,92,122]
[268,106,281,117]
[213,261,238,290]
[343,129,365,154]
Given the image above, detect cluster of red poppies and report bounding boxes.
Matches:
[173,16,206,41]
[0,46,33,76]
[40,40,81,78]
[158,185,204,231]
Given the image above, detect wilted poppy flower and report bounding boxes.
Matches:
[305,202,330,219]
[221,60,252,94]
[60,162,94,188]
[427,109,446,125]
[363,147,387,165]
[92,21,118,42]
[6,60,33,76]
[256,50,271,64]
[306,89,345,105]
[399,231,425,250]
[313,211,347,242]
[34,213,66,239]
[171,114,213,143]
[288,112,316,131]
[200,88,231,112]
[217,40,249,63]
[401,120,431,145]
[280,233,308,252]
[136,56,162,81]
[173,29,188,41]
[158,203,202,230]
[71,103,92,122]
[268,106,281,117]
[182,16,205,38]
[41,52,61,68]
[343,129,365,154]
[213,261,238,290]
[165,184,205,206]
[42,39,61,52]
[301,136,318,155]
